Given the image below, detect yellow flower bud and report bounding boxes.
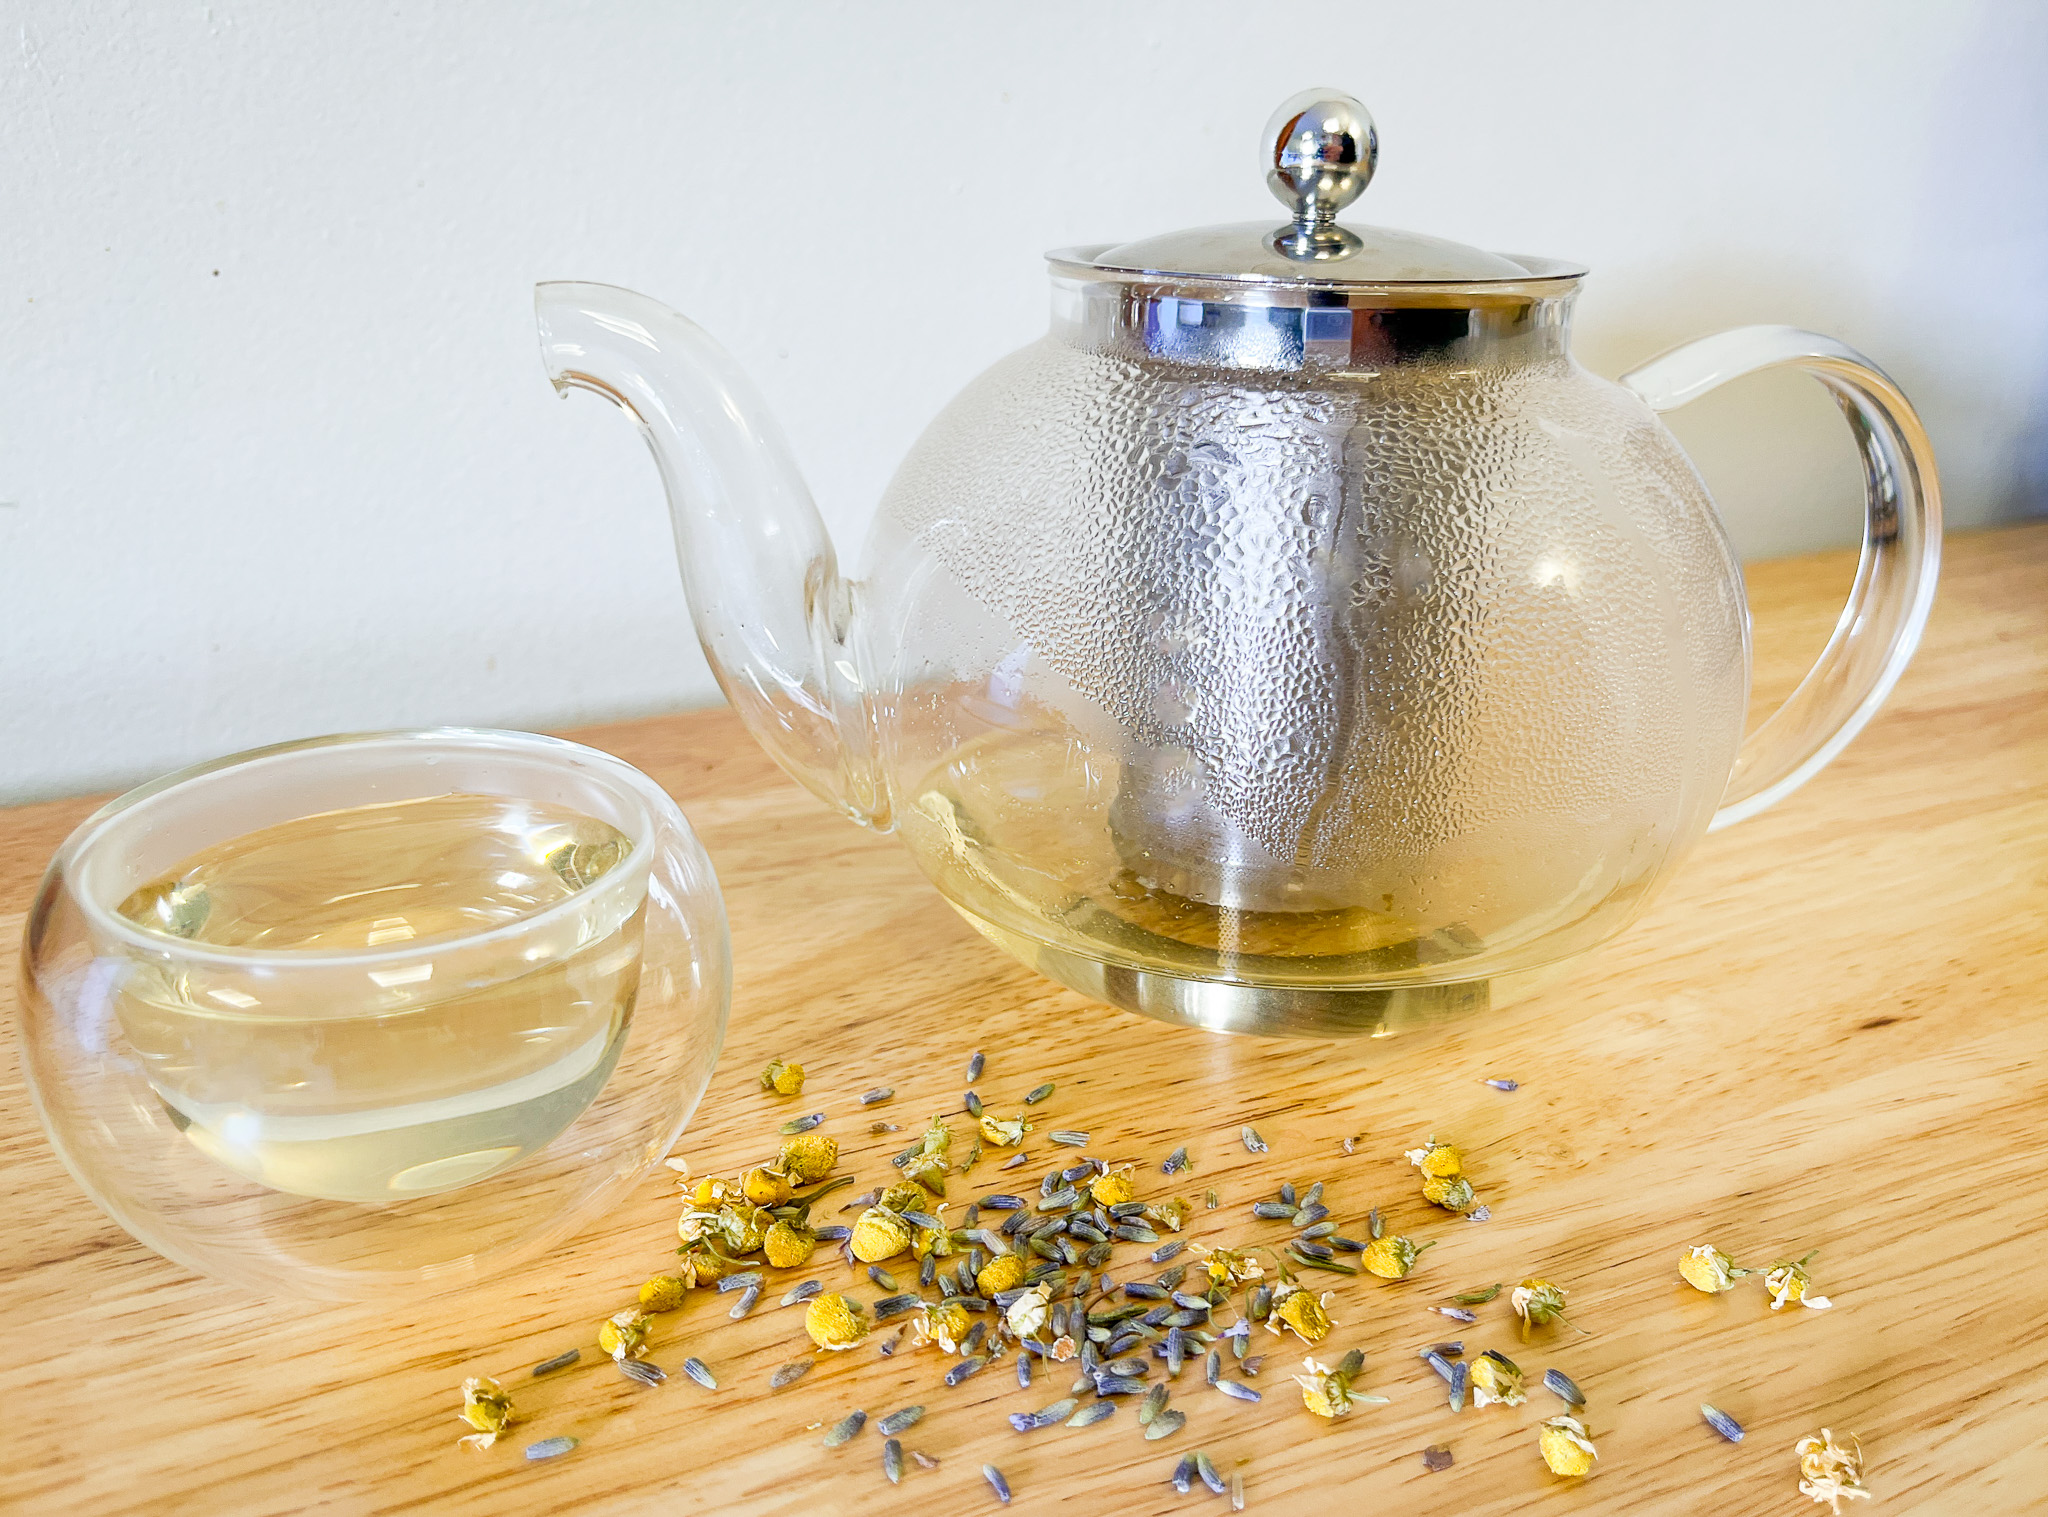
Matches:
[673,1245,728,1288]
[1470,1351,1526,1407]
[915,1300,973,1353]
[1090,1167,1137,1207]
[458,1376,515,1448]
[1539,1415,1597,1477]
[1148,1196,1191,1232]
[880,1180,939,1215]
[1421,1173,1476,1211]
[850,1206,913,1263]
[688,1175,743,1208]
[1198,1246,1263,1287]
[805,1292,869,1351]
[1511,1278,1572,1338]
[776,1132,839,1184]
[1360,1235,1433,1279]
[978,1113,1030,1147]
[763,1220,816,1269]
[1270,1283,1332,1344]
[638,1274,687,1313]
[1294,1358,1355,1419]
[1405,1139,1463,1178]
[742,1166,794,1207]
[597,1308,651,1362]
[976,1252,1027,1297]
[1679,1244,1747,1294]
[759,1058,805,1096]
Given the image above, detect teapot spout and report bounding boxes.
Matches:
[536,282,884,827]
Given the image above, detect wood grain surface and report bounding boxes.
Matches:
[3,527,2045,1516]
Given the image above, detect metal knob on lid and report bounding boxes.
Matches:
[1265,90,1376,261]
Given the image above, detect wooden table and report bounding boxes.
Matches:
[5,527,2046,1516]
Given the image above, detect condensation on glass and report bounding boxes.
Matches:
[534,91,1940,1036]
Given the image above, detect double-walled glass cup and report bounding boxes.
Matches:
[16,730,730,1300]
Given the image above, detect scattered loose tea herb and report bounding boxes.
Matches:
[1702,1404,1744,1442]
[524,1436,578,1461]
[1539,1414,1598,1477]
[1146,1400,1196,1441]
[1241,1126,1268,1154]
[1766,1251,1833,1312]
[769,1359,813,1389]
[822,1409,867,1448]
[1024,1083,1055,1105]
[1679,1244,1752,1295]
[1796,1429,1868,1510]
[759,1059,805,1097]
[1422,1444,1454,1473]
[457,1377,515,1450]
[779,1112,825,1135]
[1542,1368,1585,1407]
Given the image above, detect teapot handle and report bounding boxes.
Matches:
[1621,326,1942,830]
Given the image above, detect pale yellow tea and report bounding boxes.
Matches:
[114,793,645,1203]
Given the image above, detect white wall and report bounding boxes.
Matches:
[4,1,2044,803]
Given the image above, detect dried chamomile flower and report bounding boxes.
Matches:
[1293,1357,1359,1419]
[976,1252,1027,1297]
[1405,1138,1463,1178]
[638,1273,688,1313]
[777,1132,839,1185]
[912,1205,956,1260]
[912,1300,974,1354]
[978,1113,1031,1148]
[1148,1196,1192,1233]
[1360,1234,1434,1280]
[684,1201,771,1255]
[598,1308,652,1362]
[851,1206,914,1263]
[673,1244,730,1289]
[805,1292,870,1352]
[457,1376,516,1449]
[742,1165,794,1208]
[1267,1282,1334,1344]
[1196,1245,1265,1288]
[759,1058,805,1096]
[1679,1244,1753,1295]
[1470,1350,1526,1408]
[686,1174,745,1208]
[1795,1428,1869,1511]
[763,1219,817,1269]
[1090,1165,1138,1207]
[1511,1277,1574,1337]
[1421,1174,1477,1212]
[1539,1414,1598,1477]
[880,1179,939,1215]
[1005,1283,1051,1341]
[1766,1252,1833,1312]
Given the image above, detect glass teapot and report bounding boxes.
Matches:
[536,90,1940,1037]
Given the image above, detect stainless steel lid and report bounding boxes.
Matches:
[1060,89,1583,288]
